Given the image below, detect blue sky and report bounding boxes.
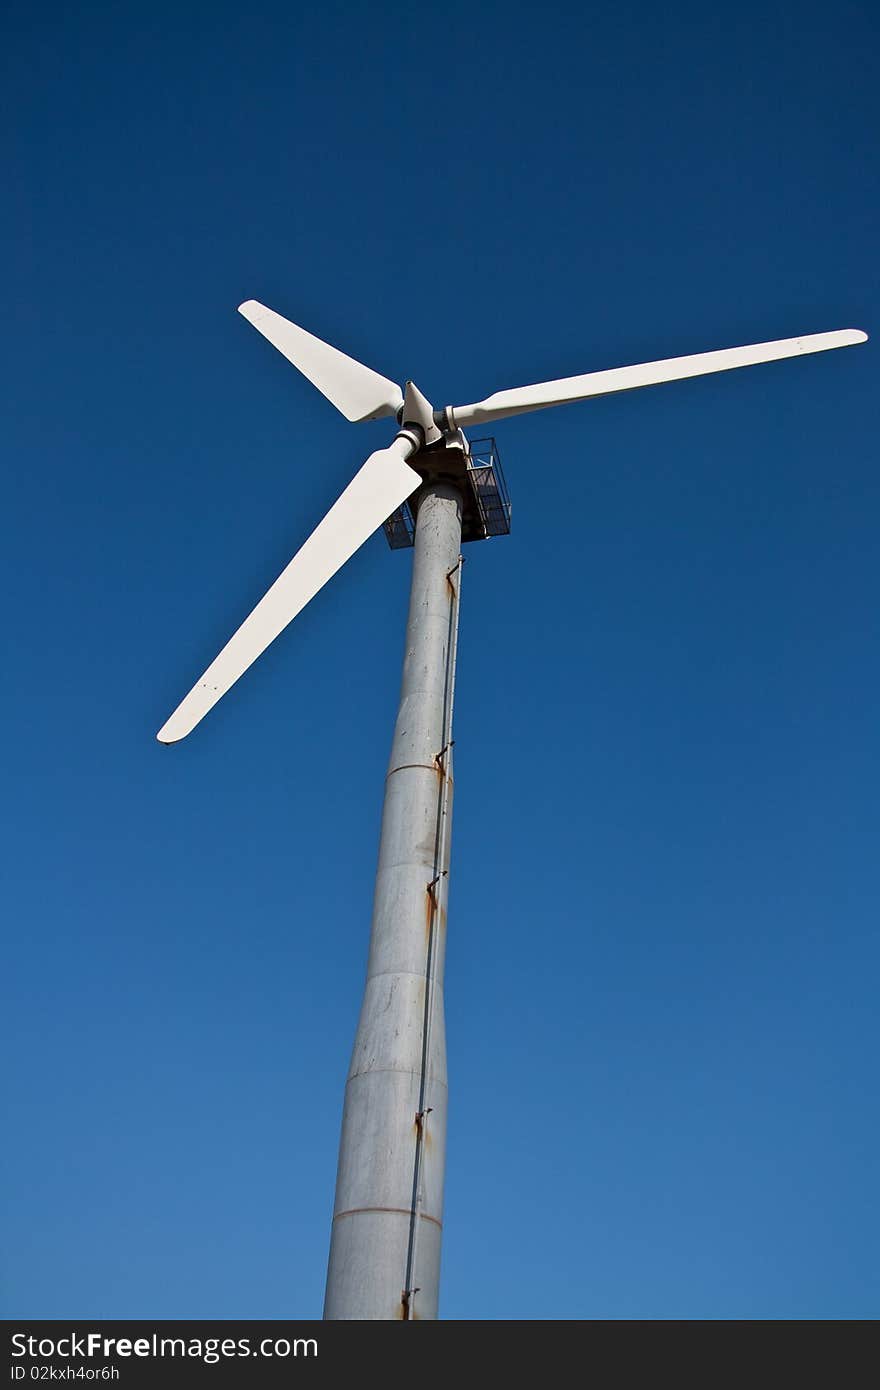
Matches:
[3,1,877,1320]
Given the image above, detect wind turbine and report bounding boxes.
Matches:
[158,302,867,1319]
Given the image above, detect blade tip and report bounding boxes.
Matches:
[156,719,187,745]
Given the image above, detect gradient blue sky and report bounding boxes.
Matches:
[3,1,877,1320]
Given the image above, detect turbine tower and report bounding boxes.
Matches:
[158,302,866,1319]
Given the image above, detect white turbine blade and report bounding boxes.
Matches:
[449,329,868,427]
[239,300,404,423]
[157,437,420,743]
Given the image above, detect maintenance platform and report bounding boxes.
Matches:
[383,436,511,549]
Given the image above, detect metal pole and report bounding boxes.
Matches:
[324,479,463,1320]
